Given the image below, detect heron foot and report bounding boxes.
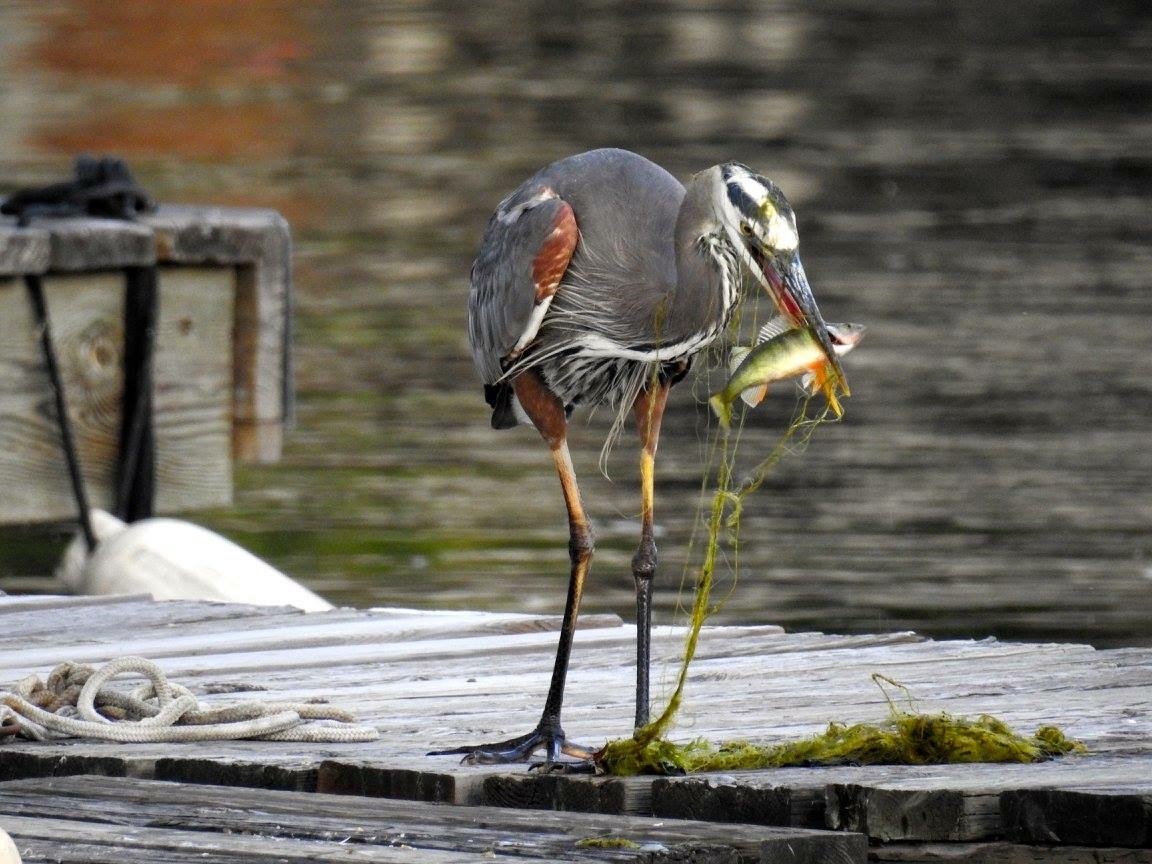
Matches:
[529,757,597,774]
[428,719,593,766]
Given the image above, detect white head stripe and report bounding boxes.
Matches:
[732,174,769,204]
[767,214,798,251]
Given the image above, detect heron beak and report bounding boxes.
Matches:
[761,251,850,399]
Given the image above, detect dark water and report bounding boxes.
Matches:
[2,0,1151,646]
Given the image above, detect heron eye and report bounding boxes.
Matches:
[739,222,753,236]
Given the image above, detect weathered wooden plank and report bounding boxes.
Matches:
[0,591,152,615]
[0,271,124,523]
[150,266,235,511]
[0,603,622,653]
[651,777,794,827]
[143,205,292,462]
[0,595,308,639]
[39,217,155,271]
[827,783,1001,842]
[481,772,658,817]
[477,756,1152,839]
[0,609,627,677]
[1002,787,1152,848]
[2,814,491,863]
[0,596,614,643]
[0,224,49,275]
[318,758,501,805]
[873,841,1152,863]
[0,775,870,863]
[0,205,292,524]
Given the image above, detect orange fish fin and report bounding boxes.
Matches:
[809,363,845,417]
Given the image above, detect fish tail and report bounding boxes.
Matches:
[709,393,733,430]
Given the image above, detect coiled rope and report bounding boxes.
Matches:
[0,657,378,744]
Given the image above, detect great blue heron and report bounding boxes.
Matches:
[435,148,841,765]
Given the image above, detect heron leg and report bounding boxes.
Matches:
[428,372,594,766]
[631,380,670,729]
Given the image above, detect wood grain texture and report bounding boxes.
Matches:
[874,841,1152,863]
[143,205,293,462]
[149,266,234,512]
[0,775,868,864]
[0,223,49,275]
[0,271,125,523]
[0,267,234,523]
[1002,787,1152,848]
[40,216,155,271]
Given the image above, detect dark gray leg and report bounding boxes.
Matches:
[631,382,670,729]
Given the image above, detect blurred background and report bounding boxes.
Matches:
[1,0,1150,646]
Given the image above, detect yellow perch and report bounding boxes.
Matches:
[709,321,864,429]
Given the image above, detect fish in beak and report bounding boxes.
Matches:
[720,163,851,412]
[709,321,865,428]
[760,250,849,392]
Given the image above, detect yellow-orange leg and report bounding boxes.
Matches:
[429,371,594,765]
[631,381,670,729]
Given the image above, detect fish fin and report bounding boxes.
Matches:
[800,371,816,394]
[740,383,769,408]
[756,315,791,344]
[709,393,733,430]
[809,363,845,418]
[728,346,751,376]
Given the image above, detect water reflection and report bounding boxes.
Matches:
[2,0,1151,646]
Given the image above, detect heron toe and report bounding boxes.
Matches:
[428,721,593,766]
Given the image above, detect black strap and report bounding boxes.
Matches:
[6,156,158,536]
[115,266,158,521]
[24,274,98,551]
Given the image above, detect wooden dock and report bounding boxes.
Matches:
[1,594,1150,862]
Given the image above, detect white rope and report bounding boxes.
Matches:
[0,657,379,744]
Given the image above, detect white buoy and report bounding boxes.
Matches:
[57,510,332,612]
[0,828,21,864]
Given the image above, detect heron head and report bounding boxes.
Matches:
[716,163,846,386]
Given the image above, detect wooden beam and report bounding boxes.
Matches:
[1002,786,1152,848]
[40,216,154,271]
[144,205,293,463]
[0,221,49,275]
[0,776,870,864]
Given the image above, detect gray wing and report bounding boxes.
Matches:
[467,185,576,383]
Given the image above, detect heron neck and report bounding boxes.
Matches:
[670,171,735,340]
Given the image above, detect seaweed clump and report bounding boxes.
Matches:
[598,714,1083,775]
[575,837,641,849]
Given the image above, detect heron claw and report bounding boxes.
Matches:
[428,720,593,767]
[529,758,598,774]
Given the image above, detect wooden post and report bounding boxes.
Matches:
[0,206,292,524]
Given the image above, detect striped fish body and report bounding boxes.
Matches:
[709,329,827,428]
[708,321,863,428]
